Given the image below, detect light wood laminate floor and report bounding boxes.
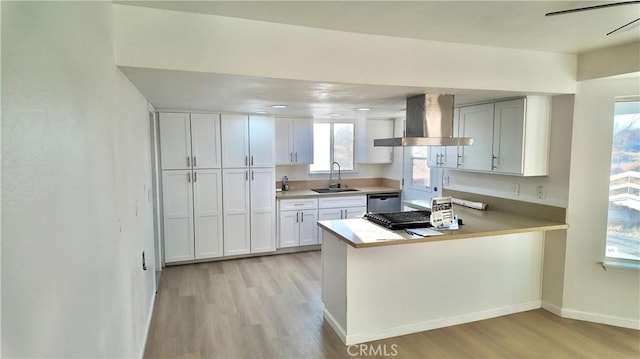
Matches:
[145,251,639,359]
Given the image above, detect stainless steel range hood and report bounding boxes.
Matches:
[374,94,473,147]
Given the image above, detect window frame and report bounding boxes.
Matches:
[309,119,357,174]
[604,98,640,264]
[403,146,434,193]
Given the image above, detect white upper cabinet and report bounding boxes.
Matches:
[222,114,275,168]
[221,114,250,168]
[190,113,222,169]
[454,97,551,176]
[492,99,525,174]
[159,113,192,170]
[428,108,460,168]
[357,118,394,164]
[249,115,276,167]
[458,103,495,171]
[160,112,221,170]
[493,97,551,176]
[275,118,314,165]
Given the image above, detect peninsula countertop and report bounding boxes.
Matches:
[317,205,568,248]
[276,186,400,199]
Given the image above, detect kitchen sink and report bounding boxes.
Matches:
[311,188,360,194]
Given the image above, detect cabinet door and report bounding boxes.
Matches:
[318,208,343,220]
[357,119,393,164]
[317,208,343,244]
[299,210,319,245]
[442,108,461,168]
[190,113,221,169]
[250,167,276,253]
[344,206,367,219]
[162,170,194,262]
[427,147,443,167]
[221,114,249,168]
[275,118,293,165]
[293,118,314,164]
[459,103,494,171]
[193,169,223,259]
[492,99,525,174]
[278,210,299,248]
[249,115,275,167]
[223,169,250,256]
[159,113,192,170]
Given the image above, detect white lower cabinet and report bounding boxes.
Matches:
[162,169,223,263]
[250,168,276,253]
[222,169,250,255]
[193,170,224,259]
[223,167,276,256]
[278,198,318,248]
[317,195,367,243]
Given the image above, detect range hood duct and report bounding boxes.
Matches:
[374,94,473,147]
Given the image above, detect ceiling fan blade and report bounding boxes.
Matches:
[545,1,640,16]
[607,17,640,35]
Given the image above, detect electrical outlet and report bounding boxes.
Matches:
[512,183,520,196]
[443,175,450,186]
[537,186,546,199]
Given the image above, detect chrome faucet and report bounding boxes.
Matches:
[329,161,341,188]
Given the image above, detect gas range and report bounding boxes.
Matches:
[363,210,432,230]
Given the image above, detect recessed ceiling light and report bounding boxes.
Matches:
[330,113,342,117]
[356,107,371,111]
[271,104,287,109]
[255,111,268,114]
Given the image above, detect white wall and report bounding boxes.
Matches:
[562,75,640,328]
[382,117,405,181]
[578,42,640,81]
[444,95,574,208]
[276,163,386,182]
[113,4,576,95]
[2,2,156,357]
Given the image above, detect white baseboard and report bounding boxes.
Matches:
[323,308,347,344]
[139,290,157,359]
[560,307,640,330]
[541,301,563,316]
[333,301,541,345]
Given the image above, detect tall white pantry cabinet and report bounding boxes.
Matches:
[160,113,277,263]
[221,114,276,256]
[159,113,223,263]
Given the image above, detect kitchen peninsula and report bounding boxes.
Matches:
[317,204,568,345]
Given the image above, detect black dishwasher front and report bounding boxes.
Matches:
[367,193,401,213]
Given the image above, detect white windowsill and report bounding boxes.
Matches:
[600,259,640,271]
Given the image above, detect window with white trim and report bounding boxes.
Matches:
[605,100,639,261]
[310,121,355,173]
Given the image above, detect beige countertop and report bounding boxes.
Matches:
[276,186,400,199]
[317,205,568,248]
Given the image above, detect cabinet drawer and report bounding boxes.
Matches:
[318,195,367,209]
[279,198,318,211]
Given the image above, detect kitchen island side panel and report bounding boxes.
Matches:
[321,231,348,340]
[342,232,544,344]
